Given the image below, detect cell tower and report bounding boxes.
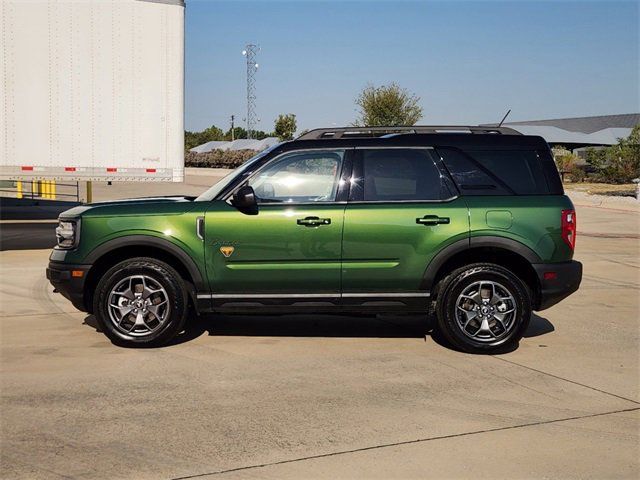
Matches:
[242,44,259,139]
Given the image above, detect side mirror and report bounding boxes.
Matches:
[232,185,258,214]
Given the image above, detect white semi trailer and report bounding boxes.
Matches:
[0,0,185,183]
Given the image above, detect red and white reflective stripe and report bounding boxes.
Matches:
[106,167,117,172]
[65,167,76,172]
[146,168,156,173]
[21,166,34,171]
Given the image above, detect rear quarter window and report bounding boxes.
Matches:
[438,148,551,195]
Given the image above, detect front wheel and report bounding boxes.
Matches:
[435,263,532,354]
[93,257,188,347]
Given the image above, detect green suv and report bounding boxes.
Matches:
[47,126,582,353]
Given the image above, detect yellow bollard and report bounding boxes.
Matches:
[42,181,49,199]
[16,181,23,199]
[51,180,56,200]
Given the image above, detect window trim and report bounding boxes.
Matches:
[348,146,459,204]
[222,148,354,206]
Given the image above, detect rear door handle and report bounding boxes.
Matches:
[297,216,331,227]
[416,215,450,226]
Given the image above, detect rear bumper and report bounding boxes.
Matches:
[533,260,582,311]
[46,261,91,312]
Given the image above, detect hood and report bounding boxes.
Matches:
[59,196,197,218]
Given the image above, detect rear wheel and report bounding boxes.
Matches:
[93,257,188,347]
[435,263,531,354]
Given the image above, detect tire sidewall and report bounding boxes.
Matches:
[438,265,531,353]
[94,258,187,347]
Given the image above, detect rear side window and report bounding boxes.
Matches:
[360,149,453,201]
[438,148,550,195]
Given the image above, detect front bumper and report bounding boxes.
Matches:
[533,260,583,311]
[46,261,92,312]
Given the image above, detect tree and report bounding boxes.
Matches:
[274,114,297,141]
[253,130,271,140]
[224,126,247,141]
[354,83,423,126]
[184,125,224,149]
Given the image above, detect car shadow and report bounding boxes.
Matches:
[81,312,554,352]
[166,313,432,346]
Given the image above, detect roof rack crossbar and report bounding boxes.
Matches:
[297,125,521,140]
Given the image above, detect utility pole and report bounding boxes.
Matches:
[242,44,259,139]
[230,114,235,141]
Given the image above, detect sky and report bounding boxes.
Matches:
[185,0,639,133]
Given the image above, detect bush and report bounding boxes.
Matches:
[552,146,585,183]
[185,149,257,169]
[585,125,640,184]
[566,164,587,183]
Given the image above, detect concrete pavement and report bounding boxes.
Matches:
[0,202,638,479]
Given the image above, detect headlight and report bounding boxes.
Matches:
[55,219,78,249]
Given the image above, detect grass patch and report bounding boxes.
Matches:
[563,182,636,197]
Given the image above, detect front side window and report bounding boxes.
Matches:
[360,149,453,201]
[248,150,344,203]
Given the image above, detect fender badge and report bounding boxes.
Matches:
[220,246,235,258]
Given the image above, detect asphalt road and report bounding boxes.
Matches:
[0,201,638,479]
[0,222,57,251]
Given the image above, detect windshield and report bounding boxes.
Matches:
[194,144,281,201]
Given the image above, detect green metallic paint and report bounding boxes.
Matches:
[203,201,345,294]
[464,195,575,263]
[341,198,470,292]
[50,191,576,302]
[52,198,208,283]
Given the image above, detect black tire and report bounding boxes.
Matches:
[435,263,532,354]
[93,257,188,347]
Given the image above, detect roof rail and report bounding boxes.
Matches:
[296,125,522,140]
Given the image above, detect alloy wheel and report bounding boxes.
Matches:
[107,275,170,337]
[455,280,517,343]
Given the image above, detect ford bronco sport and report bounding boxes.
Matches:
[47,126,582,353]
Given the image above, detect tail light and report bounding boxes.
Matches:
[561,209,576,250]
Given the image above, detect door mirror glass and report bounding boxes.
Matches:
[232,185,258,214]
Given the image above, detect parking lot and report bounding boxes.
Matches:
[0,195,638,479]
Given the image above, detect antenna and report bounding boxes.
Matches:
[242,44,259,139]
[497,109,511,128]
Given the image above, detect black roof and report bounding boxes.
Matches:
[288,126,547,151]
[297,125,521,140]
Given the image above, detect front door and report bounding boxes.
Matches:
[204,149,350,304]
[341,148,469,299]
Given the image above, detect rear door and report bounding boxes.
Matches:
[341,147,469,301]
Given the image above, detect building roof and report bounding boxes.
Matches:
[189,141,228,153]
[190,137,280,153]
[481,113,638,147]
[503,113,639,134]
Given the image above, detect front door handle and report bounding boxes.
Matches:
[297,216,331,227]
[416,215,450,226]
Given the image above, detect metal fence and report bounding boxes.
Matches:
[0,180,80,202]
